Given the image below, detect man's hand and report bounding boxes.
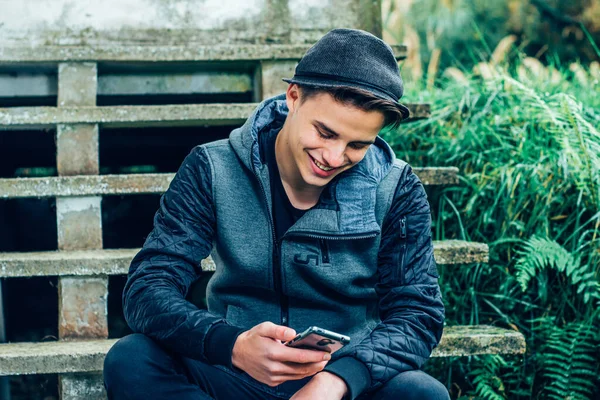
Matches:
[232,322,331,387]
[290,371,349,400]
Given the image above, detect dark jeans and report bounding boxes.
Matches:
[103,333,450,400]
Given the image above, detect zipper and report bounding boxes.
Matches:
[253,164,288,327]
[398,216,407,283]
[400,216,407,239]
[319,239,330,265]
[286,231,379,241]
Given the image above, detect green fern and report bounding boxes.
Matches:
[514,236,600,305]
[469,355,508,400]
[541,322,600,400]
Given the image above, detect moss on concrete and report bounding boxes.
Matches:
[433,325,526,357]
[433,240,489,264]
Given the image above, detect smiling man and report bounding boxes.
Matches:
[103,29,449,400]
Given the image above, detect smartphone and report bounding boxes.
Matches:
[284,326,350,354]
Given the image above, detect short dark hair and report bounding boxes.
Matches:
[296,84,408,131]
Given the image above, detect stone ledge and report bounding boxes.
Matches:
[0,339,117,376]
[0,325,524,376]
[434,240,488,264]
[0,241,486,278]
[0,168,453,199]
[0,103,428,129]
[0,104,253,129]
[432,325,526,357]
[413,167,458,185]
[0,44,407,63]
[0,249,214,277]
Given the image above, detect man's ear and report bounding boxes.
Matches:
[285,84,301,114]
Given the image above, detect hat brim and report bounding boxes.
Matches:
[282,77,411,120]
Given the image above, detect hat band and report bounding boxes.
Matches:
[292,71,399,101]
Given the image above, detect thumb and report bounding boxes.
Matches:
[257,322,296,341]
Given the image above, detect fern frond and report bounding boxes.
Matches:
[469,355,508,400]
[541,323,600,400]
[515,236,600,304]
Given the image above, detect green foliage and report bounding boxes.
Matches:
[515,236,600,306]
[384,60,600,398]
[403,0,600,71]
[469,355,508,400]
[407,0,510,66]
[541,323,599,400]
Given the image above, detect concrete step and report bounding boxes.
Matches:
[0,44,407,63]
[0,241,487,278]
[0,325,525,376]
[432,325,526,357]
[0,168,458,199]
[0,102,429,130]
[1,70,254,98]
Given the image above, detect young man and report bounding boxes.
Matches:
[103,28,449,400]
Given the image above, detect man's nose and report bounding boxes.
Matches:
[322,144,346,168]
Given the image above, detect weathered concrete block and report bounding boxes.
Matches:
[60,372,106,400]
[57,124,99,176]
[0,44,407,63]
[0,174,175,198]
[56,197,103,250]
[0,240,489,278]
[0,103,253,129]
[59,276,108,340]
[414,167,458,186]
[0,102,423,130]
[0,167,451,200]
[356,0,383,37]
[433,240,489,265]
[0,339,117,376]
[256,60,297,100]
[406,103,431,120]
[0,326,525,377]
[58,63,97,107]
[0,0,382,47]
[432,325,526,357]
[0,248,217,277]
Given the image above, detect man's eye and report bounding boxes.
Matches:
[317,130,334,139]
[349,143,368,150]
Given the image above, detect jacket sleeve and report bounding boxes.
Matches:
[324,165,445,399]
[122,146,244,365]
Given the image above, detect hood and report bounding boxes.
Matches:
[229,93,397,238]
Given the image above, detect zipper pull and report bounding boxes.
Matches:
[400,217,407,239]
[319,239,330,264]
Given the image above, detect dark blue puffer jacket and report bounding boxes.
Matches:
[123,94,444,399]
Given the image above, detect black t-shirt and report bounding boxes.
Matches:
[260,128,307,243]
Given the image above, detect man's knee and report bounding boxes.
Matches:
[103,333,168,389]
[376,370,450,400]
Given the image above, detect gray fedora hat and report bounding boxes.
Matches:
[283,28,410,119]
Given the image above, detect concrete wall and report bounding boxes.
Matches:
[0,0,381,46]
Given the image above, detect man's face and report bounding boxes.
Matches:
[281,85,385,189]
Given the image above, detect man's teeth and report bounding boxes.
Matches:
[314,158,334,171]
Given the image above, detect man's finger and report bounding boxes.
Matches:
[274,360,328,376]
[270,346,331,363]
[256,322,296,341]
